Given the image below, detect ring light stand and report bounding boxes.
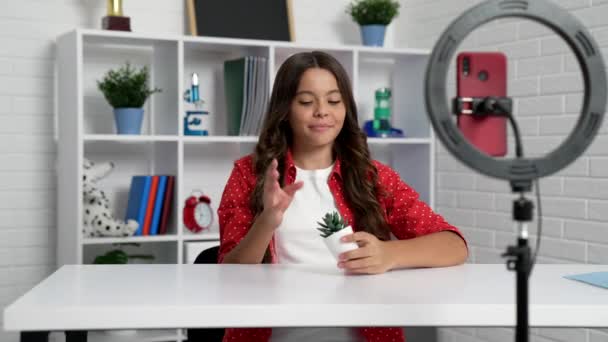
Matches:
[424,1,607,341]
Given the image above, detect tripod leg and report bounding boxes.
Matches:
[516,238,530,342]
[504,196,534,342]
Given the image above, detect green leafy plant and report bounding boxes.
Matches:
[97,62,161,108]
[317,211,349,238]
[93,243,155,264]
[346,0,400,26]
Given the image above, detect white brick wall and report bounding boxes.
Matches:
[0,1,361,341]
[398,0,608,341]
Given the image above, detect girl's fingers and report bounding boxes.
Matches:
[340,232,373,246]
[264,159,281,197]
[340,256,376,270]
[346,266,381,275]
[339,246,369,262]
[283,181,304,196]
[276,181,303,211]
[264,159,304,210]
[264,159,276,191]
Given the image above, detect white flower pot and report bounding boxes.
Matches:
[322,226,359,260]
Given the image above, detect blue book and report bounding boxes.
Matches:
[125,176,152,236]
[149,175,168,235]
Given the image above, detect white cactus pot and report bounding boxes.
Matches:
[322,226,359,260]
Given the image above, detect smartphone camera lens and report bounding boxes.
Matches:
[478,70,489,81]
[463,57,470,77]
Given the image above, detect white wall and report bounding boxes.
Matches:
[0,1,375,341]
[397,0,608,341]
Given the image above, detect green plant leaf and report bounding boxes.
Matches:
[97,62,162,108]
[92,248,155,264]
[93,249,128,264]
[346,0,400,26]
[317,210,348,238]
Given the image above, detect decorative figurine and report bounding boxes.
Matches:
[102,0,131,32]
[183,73,209,136]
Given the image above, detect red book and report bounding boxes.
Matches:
[158,176,175,235]
[142,176,159,236]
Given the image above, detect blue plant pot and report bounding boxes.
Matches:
[114,107,144,135]
[361,25,386,47]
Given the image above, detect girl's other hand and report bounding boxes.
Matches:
[337,231,395,274]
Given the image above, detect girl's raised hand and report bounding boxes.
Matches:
[262,159,303,228]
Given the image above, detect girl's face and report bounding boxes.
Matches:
[288,68,346,151]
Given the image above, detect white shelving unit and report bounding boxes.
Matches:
[56,28,433,342]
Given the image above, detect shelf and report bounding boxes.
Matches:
[81,28,178,44]
[84,134,180,142]
[181,135,258,143]
[83,235,179,245]
[182,136,431,145]
[367,137,431,144]
[88,329,185,342]
[77,29,431,56]
[83,135,431,144]
[355,45,430,56]
[82,232,219,244]
[58,28,435,287]
[182,232,221,241]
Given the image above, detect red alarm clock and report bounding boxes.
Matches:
[183,191,213,233]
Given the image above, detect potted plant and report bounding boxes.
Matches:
[317,211,359,260]
[97,62,161,135]
[346,0,400,47]
[93,243,155,264]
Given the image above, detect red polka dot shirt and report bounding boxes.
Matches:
[217,151,466,342]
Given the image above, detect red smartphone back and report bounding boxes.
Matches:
[456,52,507,157]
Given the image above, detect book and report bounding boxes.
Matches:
[142,176,159,236]
[150,175,168,235]
[158,175,175,235]
[224,56,270,135]
[124,176,152,236]
[242,56,268,135]
[254,57,268,135]
[242,56,257,135]
[224,57,247,135]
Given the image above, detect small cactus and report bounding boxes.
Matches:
[317,211,349,238]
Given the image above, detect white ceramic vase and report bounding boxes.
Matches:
[322,226,359,260]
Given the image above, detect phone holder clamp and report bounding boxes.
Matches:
[452,96,513,116]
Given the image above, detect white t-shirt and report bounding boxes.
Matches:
[271,164,364,342]
[275,164,338,265]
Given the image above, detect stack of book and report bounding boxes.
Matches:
[125,175,175,236]
[224,56,269,136]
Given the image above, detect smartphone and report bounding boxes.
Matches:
[456,52,507,157]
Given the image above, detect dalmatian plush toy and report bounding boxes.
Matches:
[82,158,138,237]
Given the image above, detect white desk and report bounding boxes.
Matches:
[4,264,608,341]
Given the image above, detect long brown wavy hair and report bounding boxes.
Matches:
[252,51,391,242]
